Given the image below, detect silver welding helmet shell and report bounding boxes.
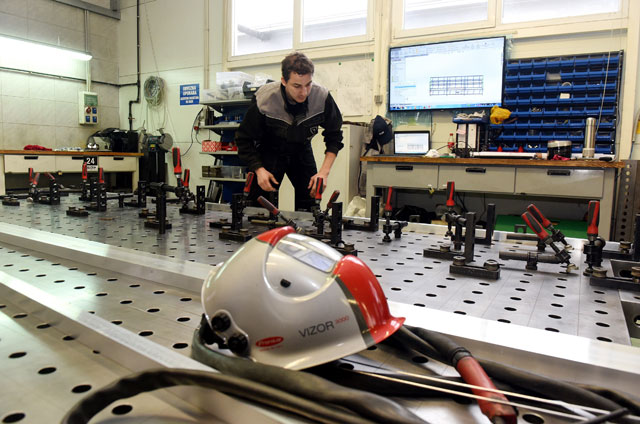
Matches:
[201,227,404,370]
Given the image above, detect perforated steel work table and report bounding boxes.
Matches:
[0,196,638,423]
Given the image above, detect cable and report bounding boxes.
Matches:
[191,320,428,424]
[60,368,372,424]
[143,76,164,107]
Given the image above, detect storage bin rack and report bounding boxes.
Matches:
[200,98,252,202]
[491,51,622,154]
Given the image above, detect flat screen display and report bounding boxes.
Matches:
[389,37,505,111]
[394,131,430,155]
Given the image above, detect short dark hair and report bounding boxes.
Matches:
[281,52,314,81]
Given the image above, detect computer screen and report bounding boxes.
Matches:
[394,131,431,155]
[389,37,505,111]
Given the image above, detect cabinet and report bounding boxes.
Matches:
[0,151,142,194]
[199,99,252,202]
[493,52,622,154]
[279,124,365,211]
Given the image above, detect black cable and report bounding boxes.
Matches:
[576,385,640,416]
[61,368,371,424]
[579,408,629,424]
[191,321,428,424]
[405,325,638,424]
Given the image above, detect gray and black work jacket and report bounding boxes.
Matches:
[235,81,344,172]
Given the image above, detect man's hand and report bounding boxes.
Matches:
[308,172,328,197]
[256,167,279,192]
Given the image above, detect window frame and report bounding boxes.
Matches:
[225,0,375,66]
[392,0,628,40]
[392,0,497,39]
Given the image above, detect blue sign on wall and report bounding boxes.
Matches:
[180,83,199,105]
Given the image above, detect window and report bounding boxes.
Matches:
[232,0,294,56]
[502,0,620,24]
[403,0,489,30]
[302,0,367,43]
[230,0,371,58]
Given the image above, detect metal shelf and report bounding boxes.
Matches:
[201,123,240,132]
[199,98,252,112]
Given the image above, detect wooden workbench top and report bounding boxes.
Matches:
[0,150,143,157]
[360,156,624,168]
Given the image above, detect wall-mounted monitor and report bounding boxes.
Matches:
[389,36,505,111]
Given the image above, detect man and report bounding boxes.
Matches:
[235,52,343,211]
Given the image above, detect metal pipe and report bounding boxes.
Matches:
[583,117,596,158]
[128,0,141,131]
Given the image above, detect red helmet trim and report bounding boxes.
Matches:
[333,255,405,344]
[256,226,296,246]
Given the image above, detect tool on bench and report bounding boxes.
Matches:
[382,187,408,242]
[216,172,255,242]
[343,195,380,232]
[27,169,60,205]
[601,214,640,261]
[521,211,577,272]
[526,204,571,250]
[86,168,107,211]
[173,149,205,215]
[444,181,456,237]
[80,162,90,201]
[257,196,299,231]
[583,200,606,276]
[310,177,327,235]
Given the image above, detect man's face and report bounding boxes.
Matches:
[281,72,312,104]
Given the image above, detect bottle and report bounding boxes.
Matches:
[447,133,455,157]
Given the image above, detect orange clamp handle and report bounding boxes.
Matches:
[327,190,340,209]
[527,204,552,229]
[172,147,182,175]
[385,187,393,212]
[446,181,455,207]
[182,169,190,187]
[456,357,517,424]
[314,177,324,200]
[244,172,255,194]
[522,211,549,242]
[587,201,600,237]
[258,196,279,216]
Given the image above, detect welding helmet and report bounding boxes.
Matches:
[201,227,404,370]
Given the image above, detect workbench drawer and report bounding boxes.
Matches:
[4,155,56,173]
[367,163,438,189]
[515,168,604,198]
[98,157,137,172]
[438,166,515,193]
[55,156,87,172]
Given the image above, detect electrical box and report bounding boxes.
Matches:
[78,91,99,125]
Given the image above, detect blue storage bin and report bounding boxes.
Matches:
[532,59,547,69]
[505,75,519,82]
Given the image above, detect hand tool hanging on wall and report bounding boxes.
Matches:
[521,211,577,272]
[382,187,408,242]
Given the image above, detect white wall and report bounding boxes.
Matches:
[0,0,120,151]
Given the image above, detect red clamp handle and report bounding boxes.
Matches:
[82,162,88,180]
[244,172,255,194]
[314,177,324,200]
[172,147,182,175]
[182,169,190,187]
[28,168,34,184]
[587,200,600,237]
[258,196,279,216]
[521,211,550,242]
[45,173,55,181]
[327,190,340,209]
[98,168,104,184]
[446,181,455,207]
[385,187,393,212]
[526,204,552,229]
[456,357,517,424]
[33,172,40,185]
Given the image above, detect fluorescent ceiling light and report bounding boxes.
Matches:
[0,35,92,62]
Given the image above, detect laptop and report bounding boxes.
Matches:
[393,130,431,155]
